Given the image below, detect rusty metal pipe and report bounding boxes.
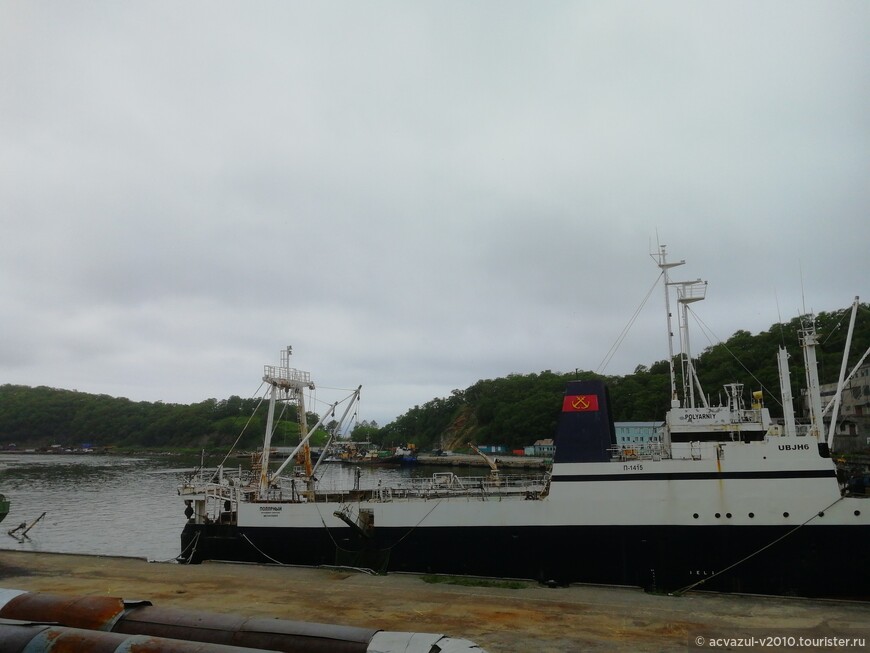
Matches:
[0,620,296,653]
[115,606,376,653]
[0,588,137,631]
[0,588,487,653]
[0,589,374,652]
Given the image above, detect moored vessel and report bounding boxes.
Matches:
[179,250,869,598]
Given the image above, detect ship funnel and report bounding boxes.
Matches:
[553,380,616,463]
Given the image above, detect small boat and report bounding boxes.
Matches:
[352,449,402,465]
[178,249,870,599]
[395,445,418,465]
[347,446,417,466]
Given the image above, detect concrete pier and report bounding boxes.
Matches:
[0,550,867,652]
[415,454,549,469]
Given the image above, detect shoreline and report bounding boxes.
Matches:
[0,450,552,469]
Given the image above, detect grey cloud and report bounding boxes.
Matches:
[1,2,866,425]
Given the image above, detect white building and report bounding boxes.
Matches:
[811,362,870,453]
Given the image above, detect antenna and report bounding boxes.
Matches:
[799,260,807,315]
[774,290,787,345]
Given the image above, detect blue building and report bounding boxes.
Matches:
[614,422,664,448]
[478,444,509,455]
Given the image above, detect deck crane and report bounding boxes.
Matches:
[468,442,500,482]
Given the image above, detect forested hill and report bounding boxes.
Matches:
[375,303,870,450]
[0,388,320,452]
[1,303,868,451]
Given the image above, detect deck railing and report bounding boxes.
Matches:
[263,365,312,387]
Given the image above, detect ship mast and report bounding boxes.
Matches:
[653,245,684,408]
[827,296,859,450]
[653,245,706,409]
[674,278,708,409]
[800,317,825,443]
[258,346,315,499]
[310,385,362,480]
[781,297,861,449]
[776,346,797,437]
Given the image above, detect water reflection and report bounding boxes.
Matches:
[0,454,485,562]
[0,455,196,562]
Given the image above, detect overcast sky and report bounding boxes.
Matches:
[1,2,867,427]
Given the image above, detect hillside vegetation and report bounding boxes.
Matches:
[1,303,867,452]
[0,389,320,452]
[375,303,870,450]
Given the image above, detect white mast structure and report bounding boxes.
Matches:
[800,317,826,443]
[674,278,708,409]
[777,298,863,448]
[653,245,685,408]
[776,346,798,437]
[653,245,707,409]
[827,297,859,449]
[310,385,362,480]
[258,346,315,499]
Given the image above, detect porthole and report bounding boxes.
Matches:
[748,512,754,518]
[715,512,721,518]
[818,511,824,517]
[693,513,699,519]
[783,512,789,518]
[855,510,861,516]
[726,513,732,518]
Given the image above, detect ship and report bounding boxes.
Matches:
[179,248,870,599]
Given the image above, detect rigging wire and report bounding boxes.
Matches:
[215,383,269,470]
[686,305,784,410]
[316,385,359,392]
[596,271,663,374]
[689,298,866,411]
[820,303,853,346]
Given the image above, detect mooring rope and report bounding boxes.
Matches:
[671,495,847,596]
[240,532,376,574]
[241,533,285,565]
[385,498,443,550]
[312,498,386,558]
[168,530,200,565]
[309,493,444,577]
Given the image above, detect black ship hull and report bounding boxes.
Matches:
[181,521,869,599]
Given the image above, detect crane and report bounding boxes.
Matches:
[468,442,500,480]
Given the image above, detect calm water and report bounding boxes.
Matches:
[0,454,479,562]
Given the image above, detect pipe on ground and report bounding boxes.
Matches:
[0,589,486,653]
[0,619,291,653]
